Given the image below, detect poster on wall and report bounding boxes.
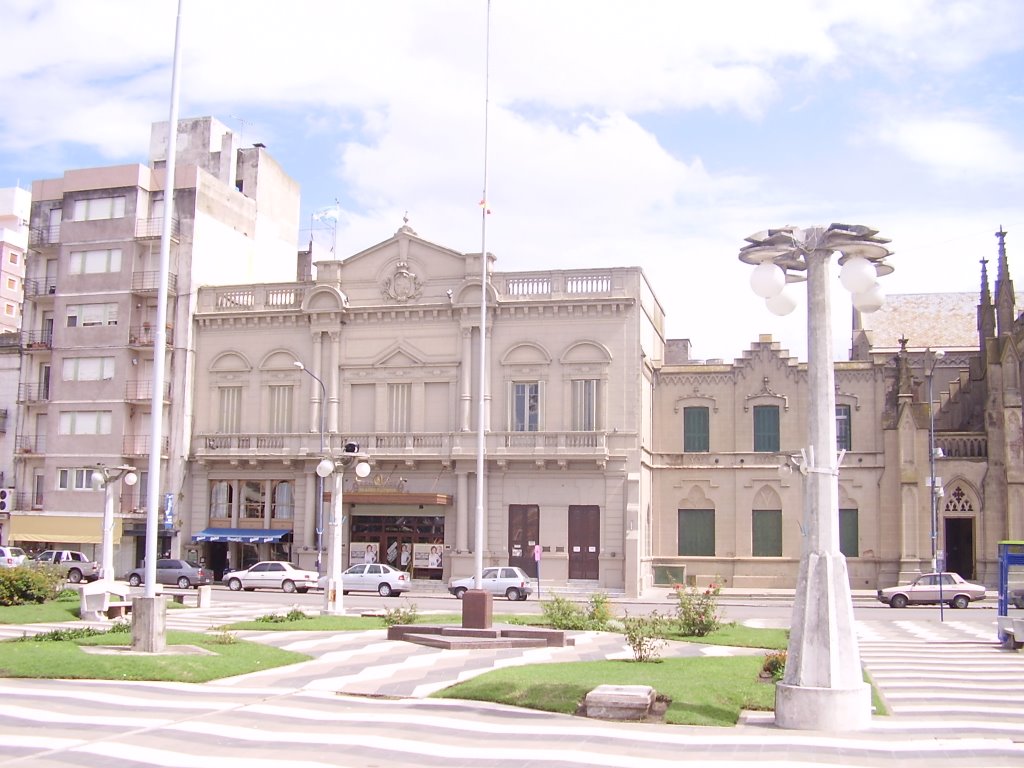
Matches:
[349,542,379,567]
[413,543,443,569]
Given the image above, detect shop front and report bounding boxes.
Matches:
[344,492,451,581]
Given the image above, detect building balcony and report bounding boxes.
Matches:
[15,435,46,454]
[23,277,58,298]
[123,434,170,457]
[935,432,987,459]
[132,270,178,293]
[29,225,60,247]
[194,430,619,465]
[135,216,180,240]
[125,379,171,403]
[21,330,52,351]
[17,382,50,403]
[128,325,174,347]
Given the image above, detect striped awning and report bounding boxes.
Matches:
[192,528,291,544]
[9,514,120,545]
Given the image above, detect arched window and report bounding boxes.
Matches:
[272,481,294,519]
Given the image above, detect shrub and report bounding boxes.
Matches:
[587,593,613,625]
[622,611,667,662]
[255,608,309,623]
[762,651,787,682]
[0,565,65,606]
[382,601,418,627]
[674,581,722,637]
[541,595,613,631]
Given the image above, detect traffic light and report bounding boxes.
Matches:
[0,489,11,513]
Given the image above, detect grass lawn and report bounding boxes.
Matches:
[0,628,309,682]
[667,622,789,650]
[433,655,775,726]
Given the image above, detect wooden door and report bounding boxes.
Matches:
[568,505,600,580]
[508,504,539,577]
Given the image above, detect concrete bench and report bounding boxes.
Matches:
[584,685,656,720]
[79,581,131,621]
[167,585,213,608]
[105,600,133,619]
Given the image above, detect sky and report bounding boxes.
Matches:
[2,0,1022,362]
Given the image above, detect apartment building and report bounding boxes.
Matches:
[10,117,299,573]
[186,222,664,592]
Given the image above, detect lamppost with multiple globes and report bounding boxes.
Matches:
[924,347,946,621]
[294,361,327,573]
[317,444,371,615]
[91,464,139,582]
[739,223,893,732]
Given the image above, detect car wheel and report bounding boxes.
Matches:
[177,577,191,589]
[519,592,529,601]
[68,569,83,584]
[890,594,909,609]
[453,587,467,600]
[506,587,521,601]
[378,583,393,597]
[282,579,296,593]
[228,578,242,591]
[951,594,970,609]
[128,574,142,587]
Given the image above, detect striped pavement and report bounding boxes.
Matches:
[1,605,1023,766]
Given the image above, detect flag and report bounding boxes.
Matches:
[312,205,340,223]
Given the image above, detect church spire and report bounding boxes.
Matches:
[979,254,995,355]
[994,226,1014,336]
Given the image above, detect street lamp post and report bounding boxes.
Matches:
[91,464,139,581]
[294,361,326,573]
[925,348,945,621]
[739,224,892,732]
[317,444,371,615]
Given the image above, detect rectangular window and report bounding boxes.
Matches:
[66,302,118,327]
[271,481,294,520]
[62,356,115,381]
[72,196,125,221]
[242,480,264,520]
[388,383,411,432]
[58,467,94,490]
[677,509,715,556]
[571,379,599,431]
[8,252,18,265]
[219,386,242,433]
[836,404,852,452]
[58,410,111,435]
[839,508,859,558]
[268,385,293,433]
[753,405,780,452]
[512,381,540,431]
[6,277,16,290]
[68,248,122,274]
[683,406,710,452]
[752,509,782,556]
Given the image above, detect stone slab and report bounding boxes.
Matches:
[585,684,655,720]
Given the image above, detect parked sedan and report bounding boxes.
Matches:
[127,559,212,589]
[448,566,533,601]
[335,563,411,597]
[877,572,987,609]
[225,561,319,593]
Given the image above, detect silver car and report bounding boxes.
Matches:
[877,572,987,609]
[448,566,533,601]
[339,563,411,597]
[127,559,212,589]
[225,561,319,593]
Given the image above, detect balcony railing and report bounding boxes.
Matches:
[135,216,180,239]
[23,277,58,298]
[17,382,50,403]
[194,430,615,462]
[123,435,170,456]
[128,325,174,347]
[29,225,60,246]
[14,492,44,511]
[21,330,52,350]
[132,270,178,293]
[936,433,987,459]
[15,435,46,454]
[125,379,171,402]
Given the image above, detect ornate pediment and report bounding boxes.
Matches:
[381,261,423,303]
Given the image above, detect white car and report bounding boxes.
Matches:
[877,572,987,609]
[448,566,533,601]
[225,561,319,593]
[0,545,27,568]
[334,563,411,597]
